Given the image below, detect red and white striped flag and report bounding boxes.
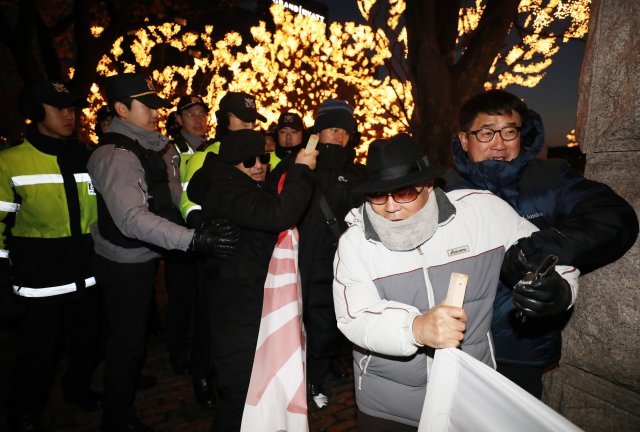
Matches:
[241,176,308,432]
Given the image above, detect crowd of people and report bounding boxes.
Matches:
[0,72,637,432]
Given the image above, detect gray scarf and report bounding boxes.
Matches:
[108,117,168,151]
[180,129,206,151]
[365,190,439,251]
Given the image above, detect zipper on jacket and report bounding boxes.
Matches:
[357,352,373,391]
[417,246,435,378]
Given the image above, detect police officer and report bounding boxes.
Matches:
[87,73,238,431]
[1,80,101,431]
[180,91,267,228]
[163,94,216,407]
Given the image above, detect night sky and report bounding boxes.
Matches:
[318,0,586,148]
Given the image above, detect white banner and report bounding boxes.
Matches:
[419,348,582,432]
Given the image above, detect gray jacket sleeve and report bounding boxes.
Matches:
[88,145,194,251]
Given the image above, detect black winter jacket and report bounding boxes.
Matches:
[281,144,365,305]
[187,154,315,358]
[447,110,638,367]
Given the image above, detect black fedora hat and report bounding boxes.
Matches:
[354,133,443,194]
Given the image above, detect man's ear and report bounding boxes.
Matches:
[175,114,184,127]
[458,132,469,152]
[113,101,129,119]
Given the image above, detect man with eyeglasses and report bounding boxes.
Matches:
[160,94,219,407]
[179,91,266,230]
[333,133,579,431]
[187,129,318,431]
[448,89,638,398]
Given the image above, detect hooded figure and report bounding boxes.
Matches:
[447,89,638,398]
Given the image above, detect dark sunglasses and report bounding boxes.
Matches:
[242,154,270,168]
[366,186,425,205]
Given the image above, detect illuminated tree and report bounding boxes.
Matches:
[357,0,590,166]
[1,0,590,166]
[81,5,412,160]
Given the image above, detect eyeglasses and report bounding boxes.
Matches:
[242,154,270,168]
[181,111,207,120]
[466,126,521,143]
[366,186,424,205]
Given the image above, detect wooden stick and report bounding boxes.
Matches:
[445,273,468,308]
[305,134,319,154]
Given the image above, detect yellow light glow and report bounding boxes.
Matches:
[80,1,590,156]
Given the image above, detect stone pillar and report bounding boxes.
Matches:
[543,0,640,430]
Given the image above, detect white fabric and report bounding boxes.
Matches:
[241,228,308,432]
[419,348,582,432]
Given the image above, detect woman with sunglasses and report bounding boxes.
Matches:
[332,133,578,431]
[186,129,318,432]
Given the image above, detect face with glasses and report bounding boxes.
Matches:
[367,183,433,221]
[234,154,270,182]
[458,111,522,162]
[177,105,208,137]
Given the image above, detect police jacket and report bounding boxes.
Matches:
[179,139,220,225]
[187,154,314,360]
[447,110,639,367]
[0,126,97,298]
[87,125,194,264]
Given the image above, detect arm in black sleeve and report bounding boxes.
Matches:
[217,163,315,233]
[518,168,638,275]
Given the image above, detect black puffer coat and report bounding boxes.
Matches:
[447,110,638,367]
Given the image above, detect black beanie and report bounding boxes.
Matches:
[313,99,356,134]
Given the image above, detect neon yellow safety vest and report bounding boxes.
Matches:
[180,140,220,221]
[0,137,97,297]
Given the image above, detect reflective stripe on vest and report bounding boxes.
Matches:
[0,250,8,258]
[0,200,19,212]
[12,173,91,187]
[13,276,97,297]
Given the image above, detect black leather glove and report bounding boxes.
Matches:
[501,242,537,288]
[512,270,572,319]
[188,219,239,259]
[186,210,203,229]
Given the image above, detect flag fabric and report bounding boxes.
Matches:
[241,173,308,432]
[418,348,581,432]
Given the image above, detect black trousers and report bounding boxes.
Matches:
[164,252,210,380]
[357,408,418,432]
[303,278,342,388]
[94,254,157,427]
[497,363,545,399]
[10,287,100,419]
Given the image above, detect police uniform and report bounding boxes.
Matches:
[0,81,100,430]
[88,74,195,431]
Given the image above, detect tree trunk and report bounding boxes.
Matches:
[405,0,521,168]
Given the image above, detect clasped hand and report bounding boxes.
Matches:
[412,305,468,349]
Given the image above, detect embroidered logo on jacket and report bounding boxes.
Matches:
[447,245,470,257]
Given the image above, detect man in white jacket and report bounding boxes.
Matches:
[332,133,579,431]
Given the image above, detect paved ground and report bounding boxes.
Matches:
[0,269,358,431]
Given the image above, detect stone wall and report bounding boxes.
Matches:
[543,0,640,430]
